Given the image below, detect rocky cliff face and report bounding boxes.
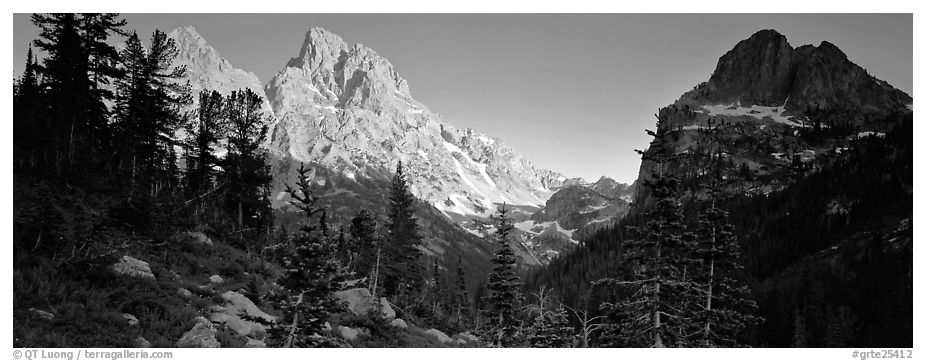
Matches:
[704,29,911,113]
[634,29,913,204]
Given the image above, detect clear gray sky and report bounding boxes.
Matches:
[13,14,912,183]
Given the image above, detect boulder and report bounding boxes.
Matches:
[177,288,194,299]
[458,332,478,342]
[176,316,221,348]
[208,291,276,338]
[113,256,155,281]
[389,318,408,329]
[333,288,395,320]
[322,321,332,331]
[209,275,224,285]
[379,297,396,319]
[184,231,213,246]
[134,337,152,348]
[424,329,452,344]
[28,308,54,320]
[244,338,266,348]
[196,284,216,295]
[341,278,367,288]
[337,326,361,341]
[122,313,140,326]
[455,332,479,343]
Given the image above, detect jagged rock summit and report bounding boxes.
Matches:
[168,26,267,105]
[264,26,568,218]
[699,29,911,113]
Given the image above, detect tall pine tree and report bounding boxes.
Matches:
[690,174,760,347]
[113,29,191,232]
[485,204,523,347]
[597,129,697,348]
[31,13,87,176]
[222,88,272,246]
[383,161,424,303]
[13,47,45,169]
[184,90,226,204]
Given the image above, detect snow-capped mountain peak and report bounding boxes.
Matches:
[263,26,567,218]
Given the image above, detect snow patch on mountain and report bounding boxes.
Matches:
[698,102,803,127]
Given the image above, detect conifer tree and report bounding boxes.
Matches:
[454,255,472,327]
[485,204,522,347]
[266,165,341,348]
[686,181,760,347]
[29,13,126,175]
[14,47,45,168]
[31,13,87,175]
[184,90,226,202]
[113,29,191,232]
[78,13,127,159]
[597,129,697,348]
[221,88,272,244]
[348,209,378,276]
[383,161,424,302]
[527,304,575,348]
[430,259,446,317]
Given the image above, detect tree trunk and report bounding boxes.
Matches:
[371,245,382,298]
[284,291,305,348]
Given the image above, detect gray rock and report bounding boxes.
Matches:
[178,288,194,299]
[424,329,452,344]
[123,313,139,326]
[455,332,479,343]
[244,338,266,348]
[389,318,408,329]
[208,291,276,338]
[184,231,213,246]
[28,308,54,320]
[334,288,395,320]
[134,337,152,348]
[209,275,224,285]
[379,297,396,319]
[341,278,366,288]
[113,256,155,281]
[176,316,220,348]
[338,326,361,341]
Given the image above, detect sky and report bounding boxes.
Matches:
[12,14,912,184]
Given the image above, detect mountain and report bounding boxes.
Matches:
[528,29,912,347]
[167,27,276,157]
[168,26,268,105]
[264,27,566,215]
[168,25,576,269]
[511,177,634,263]
[258,27,581,267]
[633,29,912,203]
